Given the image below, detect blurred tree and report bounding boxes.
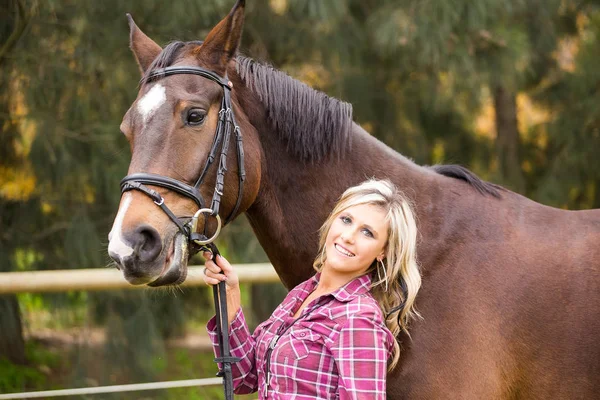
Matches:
[533,4,600,209]
[255,0,590,196]
[0,0,33,366]
[0,0,231,382]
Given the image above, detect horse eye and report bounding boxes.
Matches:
[186,109,206,126]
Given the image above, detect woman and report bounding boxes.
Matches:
[203,179,422,399]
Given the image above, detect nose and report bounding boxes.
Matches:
[340,229,355,244]
[128,224,163,263]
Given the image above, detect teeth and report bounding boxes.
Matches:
[335,244,354,257]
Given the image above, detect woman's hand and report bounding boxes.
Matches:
[202,251,240,290]
[202,251,241,323]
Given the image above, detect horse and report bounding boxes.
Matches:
[107,1,600,398]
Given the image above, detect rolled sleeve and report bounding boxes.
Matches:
[206,307,259,394]
[330,314,391,399]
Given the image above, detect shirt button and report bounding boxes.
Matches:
[300,332,306,337]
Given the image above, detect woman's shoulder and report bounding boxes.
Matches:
[350,293,386,321]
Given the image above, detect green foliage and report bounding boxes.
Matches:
[0,357,46,393]
[0,341,60,393]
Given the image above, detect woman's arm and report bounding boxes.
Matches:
[206,307,265,394]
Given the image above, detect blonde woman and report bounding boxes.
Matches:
[203,179,421,399]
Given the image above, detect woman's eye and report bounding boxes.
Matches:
[186,110,206,126]
[362,229,374,238]
[341,216,351,224]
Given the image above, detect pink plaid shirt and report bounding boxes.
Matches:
[207,273,394,399]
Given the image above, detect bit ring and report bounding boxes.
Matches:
[190,208,222,245]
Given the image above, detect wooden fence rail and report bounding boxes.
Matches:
[0,264,279,398]
[0,263,279,294]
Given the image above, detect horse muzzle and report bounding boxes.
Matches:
[108,227,189,286]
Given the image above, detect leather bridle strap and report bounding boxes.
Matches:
[120,179,191,235]
[119,65,245,400]
[120,66,246,228]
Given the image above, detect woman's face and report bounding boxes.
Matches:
[324,203,389,280]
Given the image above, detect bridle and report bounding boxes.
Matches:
[119,65,243,399]
[121,66,246,251]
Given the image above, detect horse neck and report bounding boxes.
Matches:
[234,81,453,287]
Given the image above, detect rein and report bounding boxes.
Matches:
[119,66,245,400]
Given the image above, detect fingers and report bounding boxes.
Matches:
[202,251,233,272]
[202,251,237,287]
[203,265,227,286]
[215,254,233,274]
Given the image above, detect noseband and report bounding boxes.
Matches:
[120,66,246,246]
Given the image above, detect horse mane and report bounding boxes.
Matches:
[431,164,504,198]
[141,43,500,197]
[234,57,503,198]
[235,56,353,162]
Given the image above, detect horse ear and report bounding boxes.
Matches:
[197,0,245,74]
[127,14,162,74]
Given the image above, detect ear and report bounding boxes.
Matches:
[379,245,388,261]
[127,14,162,74]
[197,0,245,74]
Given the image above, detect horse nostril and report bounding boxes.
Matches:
[134,225,163,263]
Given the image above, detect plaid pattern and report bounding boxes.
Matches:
[207,273,394,399]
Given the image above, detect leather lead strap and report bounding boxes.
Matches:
[200,242,240,400]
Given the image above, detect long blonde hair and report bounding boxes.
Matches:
[313,179,422,371]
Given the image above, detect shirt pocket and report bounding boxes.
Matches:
[289,328,322,360]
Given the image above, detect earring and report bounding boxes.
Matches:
[377,259,389,292]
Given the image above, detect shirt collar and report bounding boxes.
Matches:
[309,272,372,303]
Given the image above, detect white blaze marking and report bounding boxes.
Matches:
[137,84,166,123]
[108,193,134,259]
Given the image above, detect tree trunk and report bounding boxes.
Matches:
[0,296,26,365]
[493,85,526,193]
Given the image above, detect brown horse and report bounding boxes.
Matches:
[108,1,600,398]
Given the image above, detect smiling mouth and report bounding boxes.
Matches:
[335,243,355,257]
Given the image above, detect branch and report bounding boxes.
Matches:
[0,0,33,67]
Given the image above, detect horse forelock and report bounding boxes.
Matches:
[235,56,353,162]
[140,41,204,85]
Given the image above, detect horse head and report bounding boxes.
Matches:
[108,0,261,286]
